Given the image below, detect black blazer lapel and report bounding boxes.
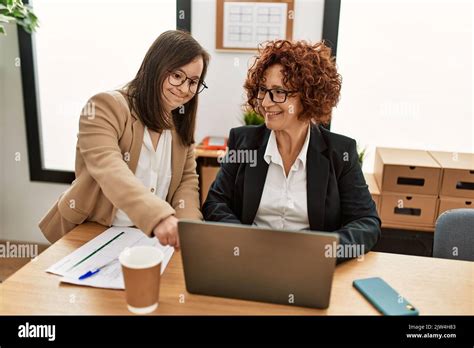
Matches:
[241,129,271,224]
[307,125,329,231]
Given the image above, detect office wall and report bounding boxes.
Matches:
[0,24,69,244]
[331,0,473,173]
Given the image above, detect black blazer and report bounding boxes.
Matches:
[202,124,381,261]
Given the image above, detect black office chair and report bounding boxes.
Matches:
[433,208,474,262]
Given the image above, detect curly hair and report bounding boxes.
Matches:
[244,39,342,125]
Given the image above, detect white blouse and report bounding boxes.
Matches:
[253,125,311,231]
[112,127,173,226]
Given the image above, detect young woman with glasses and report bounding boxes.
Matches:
[203,39,381,263]
[39,30,209,250]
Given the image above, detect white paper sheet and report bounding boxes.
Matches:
[46,226,174,290]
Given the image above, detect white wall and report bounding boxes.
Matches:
[0,23,69,244]
[331,0,473,173]
[193,0,324,142]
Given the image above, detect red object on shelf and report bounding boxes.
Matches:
[200,136,228,150]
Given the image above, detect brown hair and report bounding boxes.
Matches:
[125,30,210,146]
[244,39,342,125]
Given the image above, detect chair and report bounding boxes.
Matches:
[433,208,474,262]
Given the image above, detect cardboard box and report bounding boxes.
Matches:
[438,196,474,217]
[374,147,441,195]
[364,173,380,214]
[380,192,438,228]
[429,151,474,199]
[200,165,220,204]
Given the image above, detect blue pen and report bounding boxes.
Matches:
[78,258,117,280]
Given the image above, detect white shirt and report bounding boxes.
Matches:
[112,127,173,226]
[253,125,311,230]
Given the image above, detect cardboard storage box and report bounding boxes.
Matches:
[364,173,380,214]
[374,147,441,195]
[380,192,438,228]
[429,151,474,199]
[437,196,474,217]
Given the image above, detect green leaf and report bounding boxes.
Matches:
[12,8,25,19]
[0,0,39,34]
[27,11,37,27]
[27,9,37,21]
[243,110,265,125]
[0,13,14,22]
[6,0,14,12]
[0,24,5,34]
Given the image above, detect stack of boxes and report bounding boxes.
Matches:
[429,151,474,216]
[372,147,474,231]
[374,148,442,231]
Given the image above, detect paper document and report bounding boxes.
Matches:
[46,226,174,290]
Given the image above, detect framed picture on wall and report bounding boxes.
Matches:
[216,0,294,51]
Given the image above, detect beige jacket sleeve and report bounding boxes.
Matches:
[171,144,203,221]
[78,92,176,236]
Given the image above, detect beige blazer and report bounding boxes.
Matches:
[39,91,202,243]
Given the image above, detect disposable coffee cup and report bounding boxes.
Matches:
[119,245,164,314]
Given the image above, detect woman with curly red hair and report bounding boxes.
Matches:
[203,40,381,262]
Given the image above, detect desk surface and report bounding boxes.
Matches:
[1,223,472,315]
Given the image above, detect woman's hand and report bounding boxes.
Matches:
[153,215,180,251]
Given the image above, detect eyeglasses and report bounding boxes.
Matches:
[256,86,297,103]
[168,70,208,94]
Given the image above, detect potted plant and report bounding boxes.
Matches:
[1,0,38,35]
[358,145,367,166]
[242,109,265,126]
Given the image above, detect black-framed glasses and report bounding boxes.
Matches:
[168,70,208,94]
[256,86,297,103]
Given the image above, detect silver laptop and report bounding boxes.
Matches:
[178,220,339,309]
